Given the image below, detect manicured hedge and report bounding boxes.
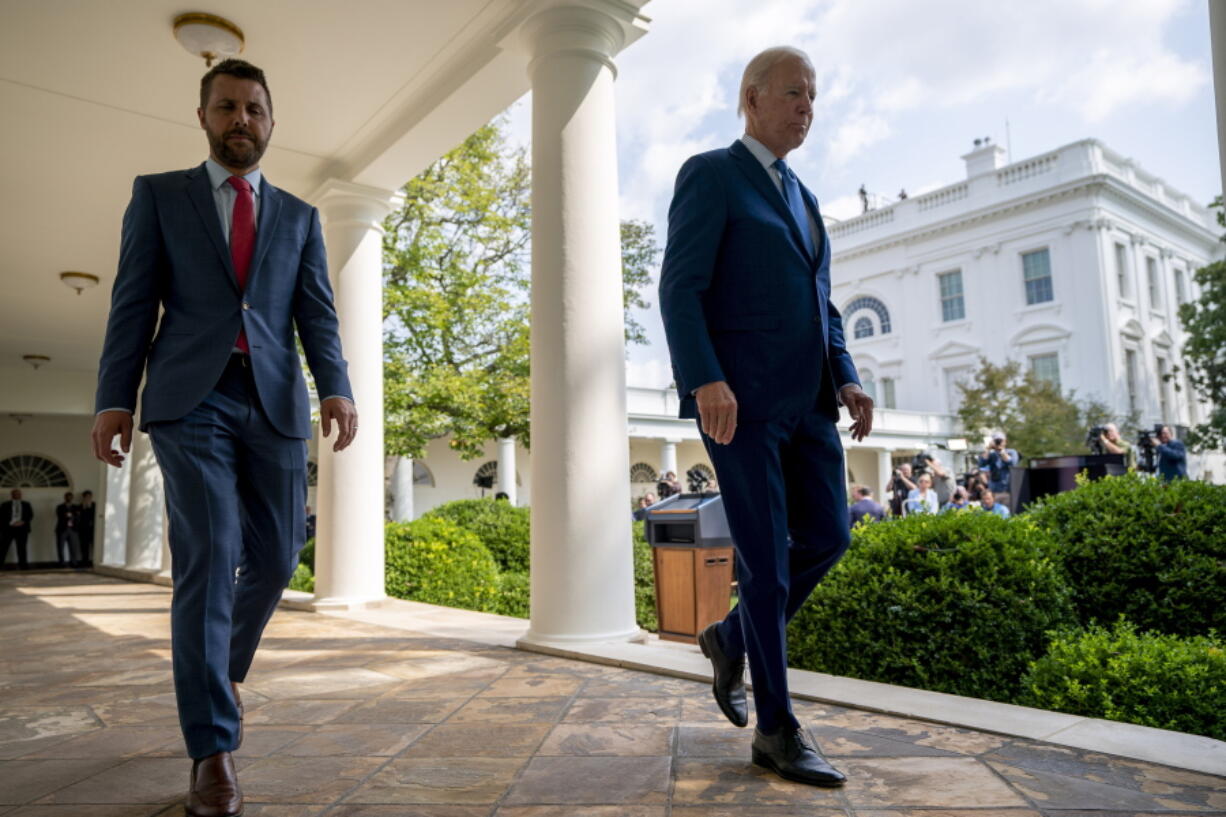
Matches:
[1025,473,1226,637]
[787,511,1075,702]
[1020,619,1226,741]
[495,571,531,618]
[423,499,532,573]
[632,521,659,633]
[288,561,314,593]
[384,517,500,610]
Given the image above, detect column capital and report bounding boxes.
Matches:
[519,1,649,77]
[311,178,402,232]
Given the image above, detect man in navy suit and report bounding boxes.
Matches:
[660,46,873,788]
[90,59,357,817]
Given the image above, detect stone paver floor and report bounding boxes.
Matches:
[2,572,1224,816]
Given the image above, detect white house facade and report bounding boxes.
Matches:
[828,138,1225,481]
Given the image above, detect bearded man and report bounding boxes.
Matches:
[91,58,357,817]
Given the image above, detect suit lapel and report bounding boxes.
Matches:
[799,183,828,271]
[728,141,814,265]
[247,178,282,289]
[185,164,240,295]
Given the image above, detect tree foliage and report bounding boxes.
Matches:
[382,118,659,459]
[1174,196,1226,451]
[955,357,1122,459]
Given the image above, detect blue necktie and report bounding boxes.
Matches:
[773,158,813,260]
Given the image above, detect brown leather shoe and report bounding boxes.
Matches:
[231,682,243,749]
[186,751,243,817]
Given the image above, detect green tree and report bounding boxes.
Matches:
[956,357,1122,460]
[1173,196,1226,451]
[383,118,659,460]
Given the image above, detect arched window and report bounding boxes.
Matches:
[0,455,70,488]
[844,296,891,334]
[413,461,435,487]
[688,463,716,486]
[629,462,658,483]
[473,461,498,490]
[853,316,874,339]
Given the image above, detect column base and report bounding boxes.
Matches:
[518,624,649,650]
[94,564,165,585]
[304,594,389,612]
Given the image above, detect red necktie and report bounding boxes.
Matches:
[227,175,254,354]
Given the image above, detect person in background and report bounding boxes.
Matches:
[1,489,34,570]
[847,485,884,528]
[905,472,940,515]
[304,505,316,541]
[978,489,1011,518]
[941,486,970,513]
[978,433,1019,508]
[966,472,990,504]
[54,491,81,567]
[78,490,97,567]
[886,462,916,517]
[657,471,682,499]
[1155,426,1187,482]
[1098,423,1134,468]
[632,492,658,522]
[925,454,956,506]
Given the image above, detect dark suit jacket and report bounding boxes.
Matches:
[55,503,77,534]
[658,140,859,422]
[1,500,33,529]
[95,163,353,439]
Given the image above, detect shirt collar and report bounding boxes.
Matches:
[740,133,782,174]
[205,157,262,195]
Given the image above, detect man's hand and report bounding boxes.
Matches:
[695,381,737,445]
[91,410,134,467]
[841,384,874,442]
[321,397,358,452]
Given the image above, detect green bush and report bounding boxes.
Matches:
[288,561,314,593]
[1025,473,1226,637]
[787,511,1075,702]
[632,521,658,633]
[1020,619,1226,740]
[298,537,315,572]
[495,571,531,618]
[384,518,500,610]
[423,499,532,573]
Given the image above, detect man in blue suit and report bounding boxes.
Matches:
[90,59,357,817]
[660,46,873,788]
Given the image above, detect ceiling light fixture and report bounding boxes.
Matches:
[22,355,50,370]
[59,271,99,295]
[173,12,245,67]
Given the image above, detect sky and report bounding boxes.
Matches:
[506,0,1221,389]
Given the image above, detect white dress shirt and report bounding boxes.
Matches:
[204,157,261,245]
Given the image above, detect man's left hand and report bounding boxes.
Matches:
[321,397,358,452]
[840,384,874,442]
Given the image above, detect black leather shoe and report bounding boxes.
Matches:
[697,622,748,727]
[752,727,846,787]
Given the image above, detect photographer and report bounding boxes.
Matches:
[1097,423,1134,467]
[1155,426,1187,482]
[886,462,916,517]
[921,453,956,506]
[657,470,682,499]
[978,433,1019,509]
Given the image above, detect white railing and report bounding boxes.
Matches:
[997,153,1058,186]
[916,183,968,212]
[829,207,896,238]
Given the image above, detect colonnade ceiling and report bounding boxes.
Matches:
[0,0,557,374]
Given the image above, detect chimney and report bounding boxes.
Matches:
[961,136,1007,179]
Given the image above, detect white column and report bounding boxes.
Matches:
[659,440,678,482]
[391,457,415,522]
[496,439,518,505]
[1210,0,1226,202]
[102,454,131,567]
[877,449,893,498]
[125,432,165,572]
[311,180,400,609]
[520,4,640,644]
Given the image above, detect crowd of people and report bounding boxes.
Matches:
[1,488,96,570]
[852,433,1021,528]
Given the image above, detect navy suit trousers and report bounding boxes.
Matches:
[701,407,850,733]
[148,355,307,758]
